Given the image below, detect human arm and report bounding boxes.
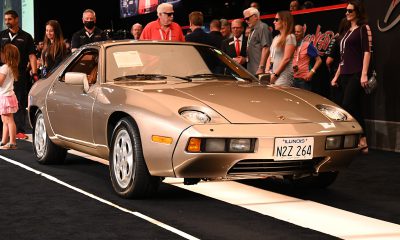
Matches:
[326,56,334,69]
[270,42,296,83]
[256,46,269,75]
[0,73,5,86]
[29,53,38,81]
[304,55,322,81]
[360,25,372,88]
[361,51,371,87]
[331,65,341,87]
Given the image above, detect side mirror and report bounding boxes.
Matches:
[65,72,90,92]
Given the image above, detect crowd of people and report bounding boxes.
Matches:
[0,0,372,152]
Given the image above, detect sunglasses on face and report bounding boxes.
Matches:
[162,12,174,17]
[244,14,255,21]
[346,9,354,13]
[273,18,280,22]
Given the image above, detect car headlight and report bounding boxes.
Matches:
[180,110,211,124]
[316,104,348,121]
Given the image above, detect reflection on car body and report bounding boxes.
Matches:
[28,40,363,198]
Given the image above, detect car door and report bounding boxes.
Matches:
[46,48,100,147]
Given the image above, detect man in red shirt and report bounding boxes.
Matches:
[140,3,185,41]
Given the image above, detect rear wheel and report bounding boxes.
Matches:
[33,111,67,164]
[109,117,160,198]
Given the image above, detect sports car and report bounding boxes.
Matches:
[28,40,363,198]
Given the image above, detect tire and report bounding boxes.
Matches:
[109,117,160,198]
[292,172,339,188]
[33,111,67,164]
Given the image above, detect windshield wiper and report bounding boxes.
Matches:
[185,73,252,81]
[114,74,191,82]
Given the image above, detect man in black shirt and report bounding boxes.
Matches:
[0,10,38,139]
[71,9,107,52]
[185,12,215,47]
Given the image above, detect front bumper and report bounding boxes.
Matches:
[171,122,362,178]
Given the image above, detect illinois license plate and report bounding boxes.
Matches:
[274,137,314,161]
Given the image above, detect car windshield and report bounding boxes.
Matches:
[105,43,256,82]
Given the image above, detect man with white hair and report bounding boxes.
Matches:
[243,7,272,75]
[130,23,143,40]
[140,3,184,41]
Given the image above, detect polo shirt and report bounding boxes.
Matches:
[71,27,107,49]
[293,40,319,79]
[0,28,35,74]
[246,21,272,75]
[140,20,185,41]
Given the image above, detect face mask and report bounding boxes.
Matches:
[84,21,95,29]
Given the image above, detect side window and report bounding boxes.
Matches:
[61,50,99,84]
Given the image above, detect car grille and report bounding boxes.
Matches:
[227,158,325,176]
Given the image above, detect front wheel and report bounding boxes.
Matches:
[109,117,160,198]
[33,111,67,164]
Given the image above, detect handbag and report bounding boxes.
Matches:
[365,70,377,94]
[362,25,378,94]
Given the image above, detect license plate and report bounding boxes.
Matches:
[274,137,314,161]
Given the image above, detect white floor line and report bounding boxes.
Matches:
[0,155,199,240]
[24,134,400,239]
[164,178,400,240]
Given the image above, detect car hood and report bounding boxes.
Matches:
[172,81,329,124]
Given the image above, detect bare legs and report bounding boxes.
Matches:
[1,113,17,145]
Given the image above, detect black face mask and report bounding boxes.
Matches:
[84,21,95,29]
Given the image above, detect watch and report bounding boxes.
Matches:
[273,72,280,78]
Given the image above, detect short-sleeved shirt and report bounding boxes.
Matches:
[293,40,319,79]
[339,25,370,75]
[246,21,273,75]
[71,27,107,49]
[270,34,296,86]
[0,28,36,75]
[0,64,15,96]
[140,20,185,41]
[326,36,341,74]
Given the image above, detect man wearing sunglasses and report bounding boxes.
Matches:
[140,3,185,41]
[243,7,272,76]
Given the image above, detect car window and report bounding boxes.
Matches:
[105,44,256,82]
[61,50,99,84]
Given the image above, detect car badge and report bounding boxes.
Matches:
[277,115,286,120]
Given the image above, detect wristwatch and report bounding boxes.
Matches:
[273,72,280,78]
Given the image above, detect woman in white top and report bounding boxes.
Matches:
[266,11,296,86]
[0,44,20,150]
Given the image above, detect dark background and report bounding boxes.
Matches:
[33,0,344,41]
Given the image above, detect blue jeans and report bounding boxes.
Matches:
[293,78,312,91]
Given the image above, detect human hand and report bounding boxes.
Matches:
[361,73,368,88]
[331,77,338,87]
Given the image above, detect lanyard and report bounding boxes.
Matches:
[247,29,255,49]
[295,39,305,63]
[9,32,18,42]
[159,29,172,40]
[339,28,355,65]
[86,31,94,38]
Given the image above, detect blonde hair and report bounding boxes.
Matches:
[2,44,19,81]
[276,11,294,48]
